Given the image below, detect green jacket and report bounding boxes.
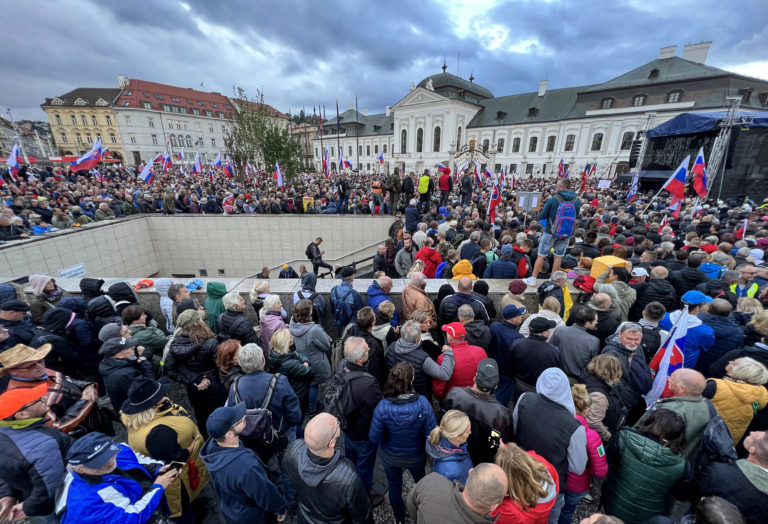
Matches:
[636,396,711,457]
[603,428,685,524]
[129,324,169,357]
[267,351,313,400]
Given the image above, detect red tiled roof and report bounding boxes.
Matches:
[116,78,234,118]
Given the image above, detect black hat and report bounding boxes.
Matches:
[120,378,169,415]
[529,317,557,334]
[98,336,139,357]
[206,403,247,439]
[0,300,30,312]
[475,358,499,392]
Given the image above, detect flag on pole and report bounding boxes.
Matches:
[224,156,234,178]
[588,163,596,178]
[138,161,155,184]
[6,143,20,181]
[274,162,283,189]
[91,168,104,183]
[70,141,101,172]
[564,167,570,179]
[343,160,352,169]
[580,167,588,194]
[647,307,689,406]
[499,167,505,188]
[208,168,215,183]
[658,215,669,233]
[488,177,502,222]
[213,152,221,168]
[176,147,185,161]
[323,148,329,176]
[193,153,202,174]
[379,152,384,165]
[162,152,172,174]
[662,155,690,198]
[692,147,708,198]
[627,172,639,203]
[474,166,481,185]
[669,197,682,219]
[510,170,516,190]
[557,158,565,178]
[483,167,493,179]
[737,218,749,240]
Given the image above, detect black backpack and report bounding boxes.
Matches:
[305,243,314,260]
[230,373,287,460]
[323,366,367,430]
[640,325,662,364]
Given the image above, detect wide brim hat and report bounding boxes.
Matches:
[0,344,52,375]
[120,378,170,415]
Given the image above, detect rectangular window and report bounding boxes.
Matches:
[217,111,225,119]
[209,126,214,133]
[151,134,158,145]
[205,110,213,117]
[91,116,98,125]
[545,136,556,152]
[162,104,171,112]
[105,116,112,126]
[168,120,173,129]
[509,164,516,173]
[210,138,216,147]
[192,108,200,115]
[176,122,181,130]
[76,134,82,144]
[564,134,575,152]
[148,118,154,128]
[143,101,152,110]
[528,136,538,153]
[71,115,77,125]
[129,134,136,144]
[81,115,87,125]
[55,115,62,125]
[154,93,164,100]
[86,135,93,144]
[383,144,387,153]
[374,144,379,154]
[525,163,533,175]
[110,133,116,144]
[60,133,67,143]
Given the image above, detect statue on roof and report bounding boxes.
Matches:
[425,79,434,91]
[410,82,416,91]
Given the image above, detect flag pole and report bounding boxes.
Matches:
[355,95,360,175]
[335,99,341,174]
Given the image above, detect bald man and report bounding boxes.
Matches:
[366,275,400,326]
[407,463,508,524]
[635,368,711,457]
[283,413,371,523]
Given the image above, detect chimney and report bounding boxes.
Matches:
[538,80,547,97]
[347,103,353,111]
[659,45,677,59]
[386,106,391,117]
[117,75,128,88]
[363,108,368,116]
[682,41,712,64]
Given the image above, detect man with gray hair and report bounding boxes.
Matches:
[366,275,399,326]
[601,323,653,414]
[412,222,428,250]
[459,230,482,261]
[217,292,261,346]
[438,277,490,326]
[537,270,568,317]
[386,319,455,398]
[458,304,491,351]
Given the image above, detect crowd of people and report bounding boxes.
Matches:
[2,162,768,523]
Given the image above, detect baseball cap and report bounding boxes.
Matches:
[206,403,247,439]
[98,323,124,343]
[98,336,139,357]
[501,244,514,256]
[0,382,48,419]
[529,317,557,334]
[502,304,527,319]
[475,359,499,392]
[681,290,714,305]
[631,267,649,277]
[442,322,466,338]
[66,432,121,468]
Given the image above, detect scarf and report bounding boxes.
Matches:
[43,286,63,303]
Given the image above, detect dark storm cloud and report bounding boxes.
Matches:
[1,0,766,121]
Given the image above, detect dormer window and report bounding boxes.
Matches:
[51,98,64,105]
[495,111,507,120]
[74,98,88,106]
[125,90,133,96]
[632,95,646,107]
[667,90,683,103]
[648,68,659,80]
[600,98,614,109]
[95,98,108,106]
[527,108,539,118]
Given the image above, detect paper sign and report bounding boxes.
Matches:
[59,263,86,278]
[597,180,611,189]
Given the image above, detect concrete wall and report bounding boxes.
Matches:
[0,215,394,280]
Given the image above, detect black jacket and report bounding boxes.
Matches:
[165,334,221,387]
[587,309,620,347]
[402,176,415,197]
[463,320,491,352]
[601,334,653,409]
[335,359,382,442]
[508,334,562,388]
[438,293,490,327]
[28,330,80,377]
[342,325,386,387]
[668,267,710,307]
[0,317,36,351]
[695,314,745,373]
[629,278,676,321]
[696,279,739,308]
[698,460,768,524]
[98,357,155,413]
[217,310,261,346]
[284,440,371,524]
[0,419,73,517]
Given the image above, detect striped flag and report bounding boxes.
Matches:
[646,307,688,406]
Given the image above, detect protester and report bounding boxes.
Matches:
[492,442,558,524]
[425,409,473,484]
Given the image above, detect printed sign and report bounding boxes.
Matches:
[597,180,612,189]
[59,263,86,278]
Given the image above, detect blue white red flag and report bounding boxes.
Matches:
[658,215,669,233]
[193,153,202,174]
[474,167,481,185]
[138,161,154,184]
[627,172,639,203]
[224,156,234,178]
[692,147,707,198]
[338,149,344,171]
[646,307,688,406]
[509,170,516,190]
[323,148,329,175]
[379,152,384,165]
[176,147,185,161]
[91,169,104,183]
[499,168,505,188]
[343,160,352,169]
[488,178,502,222]
[564,168,570,179]
[669,197,682,219]
[483,167,492,179]
[662,155,690,199]
[557,158,565,178]
[209,168,215,183]
[6,143,20,181]
[274,162,283,188]
[70,141,102,172]
[588,163,596,177]
[213,152,221,168]
[162,153,172,174]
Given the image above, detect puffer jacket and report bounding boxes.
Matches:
[695,313,745,373]
[630,278,676,321]
[482,256,519,279]
[290,319,332,384]
[698,459,768,524]
[217,310,260,346]
[165,334,221,387]
[668,267,710,307]
[449,259,477,280]
[99,356,155,412]
[259,311,286,360]
[369,393,436,459]
[566,414,609,493]
[603,428,685,524]
[425,436,473,484]
[707,378,768,443]
[86,295,121,332]
[267,350,313,401]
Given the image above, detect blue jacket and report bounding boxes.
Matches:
[660,311,715,368]
[483,257,519,279]
[369,393,436,459]
[540,190,582,234]
[366,281,399,326]
[200,439,286,522]
[405,205,421,233]
[695,314,746,373]
[425,437,473,484]
[57,445,166,524]
[489,320,524,375]
[226,370,303,434]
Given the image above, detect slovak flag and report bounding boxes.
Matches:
[658,214,669,233]
[557,158,565,178]
[91,168,104,183]
[274,162,284,189]
[138,160,154,184]
[213,152,222,168]
[323,148,329,175]
[176,147,185,161]
[669,198,682,219]
[193,152,202,174]
[343,160,352,169]
[379,152,384,165]
[162,152,172,174]
[70,141,102,172]
[224,156,234,178]
[662,155,690,199]
[627,172,639,203]
[692,147,708,198]
[488,178,502,222]
[6,143,20,181]
[474,167,481,185]
[483,167,493,178]
[647,307,689,405]
[588,163,596,177]
[209,168,215,183]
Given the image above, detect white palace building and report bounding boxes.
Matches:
[312,42,768,178]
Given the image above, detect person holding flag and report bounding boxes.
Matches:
[646,304,689,404]
[176,147,185,162]
[162,153,172,174]
[193,152,202,174]
[213,152,222,168]
[488,176,502,222]
[692,147,708,198]
[138,159,155,184]
[661,155,690,219]
[557,158,565,178]
[659,291,714,370]
[70,139,102,172]
[378,151,384,165]
[6,143,20,181]
[602,323,653,419]
[273,162,284,189]
[224,156,234,178]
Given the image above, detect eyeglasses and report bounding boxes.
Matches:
[327,420,341,448]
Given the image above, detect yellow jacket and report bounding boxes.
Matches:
[710,378,768,443]
[451,259,477,279]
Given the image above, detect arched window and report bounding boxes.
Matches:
[456,126,462,148]
[331,146,335,157]
[632,95,646,107]
[528,136,538,153]
[433,126,441,152]
[170,134,176,147]
[546,136,556,152]
[667,90,683,103]
[374,144,379,154]
[186,135,192,147]
[497,138,504,153]
[482,139,489,153]
[600,98,614,109]
[591,133,604,151]
[55,114,62,125]
[564,134,575,151]
[383,144,387,153]
[400,129,407,153]
[359,145,363,156]
[620,132,634,150]
[512,137,521,153]
[366,145,370,156]
[416,128,424,153]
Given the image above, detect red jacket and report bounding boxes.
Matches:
[433,340,487,399]
[566,414,609,493]
[439,173,452,191]
[415,246,443,278]
[491,451,559,524]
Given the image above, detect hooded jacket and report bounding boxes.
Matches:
[366,280,400,326]
[154,278,174,332]
[483,256,519,279]
[668,267,710,306]
[450,259,477,280]
[698,458,768,524]
[425,437,473,484]
[165,334,221,387]
[491,451,558,524]
[204,282,227,334]
[630,278,676,321]
[200,439,287,523]
[267,350,313,400]
[695,313,745,372]
[98,355,155,412]
[106,282,138,314]
[706,378,768,443]
[218,309,261,346]
[416,246,443,278]
[566,414,609,493]
[290,319,332,384]
[660,310,715,368]
[539,190,582,234]
[369,392,436,460]
[386,338,454,398]
[283,439,371,524]
[293,272,327,320]
[595,274,636,323]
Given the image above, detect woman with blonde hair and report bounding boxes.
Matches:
[705,357,768,443]
[519,296,565,337]
[268,328,312,416]
[744,310,768,346]
[491,442,558,524]
[582,354,624,444]
[425,410,472,483]
[406,258,425,279]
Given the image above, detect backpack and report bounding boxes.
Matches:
[699,262,725,280]
[512,250,531,278]
[331,285,356,327]
[681,399,738,481]
[230,373,287,460]
[330,323,355,371]
[450,232,465,248]
[573,275,596,305]
[418,175,430,194]
[323,366,367,430]
[305,243,314,260]
[640,324,662,364]
[435,261,448,279]
[552,194,577,240]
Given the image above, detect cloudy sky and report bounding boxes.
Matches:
[2,0,767,121]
